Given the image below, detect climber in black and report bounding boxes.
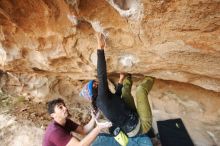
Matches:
[80,33,155,138]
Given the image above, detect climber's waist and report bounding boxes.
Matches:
[122,112,140,137]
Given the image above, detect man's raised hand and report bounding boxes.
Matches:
[96,121,112,130]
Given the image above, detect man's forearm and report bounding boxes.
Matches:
[66,126,101,146]
[79,126,101,146]
[83,117,96,134]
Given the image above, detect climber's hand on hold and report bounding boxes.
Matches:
[119,73,126,84]
[96,33,106,50]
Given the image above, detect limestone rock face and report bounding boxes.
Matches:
[0,0,220,145]
[0,0,219,92]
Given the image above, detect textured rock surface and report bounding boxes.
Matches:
[0,0,220,145]
[0,0,220,91]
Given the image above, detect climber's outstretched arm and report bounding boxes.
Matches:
[96,33,110,99]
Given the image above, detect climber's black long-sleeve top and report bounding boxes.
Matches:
[96,50,138,133]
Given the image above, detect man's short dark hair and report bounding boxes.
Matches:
[47,98,65,114]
